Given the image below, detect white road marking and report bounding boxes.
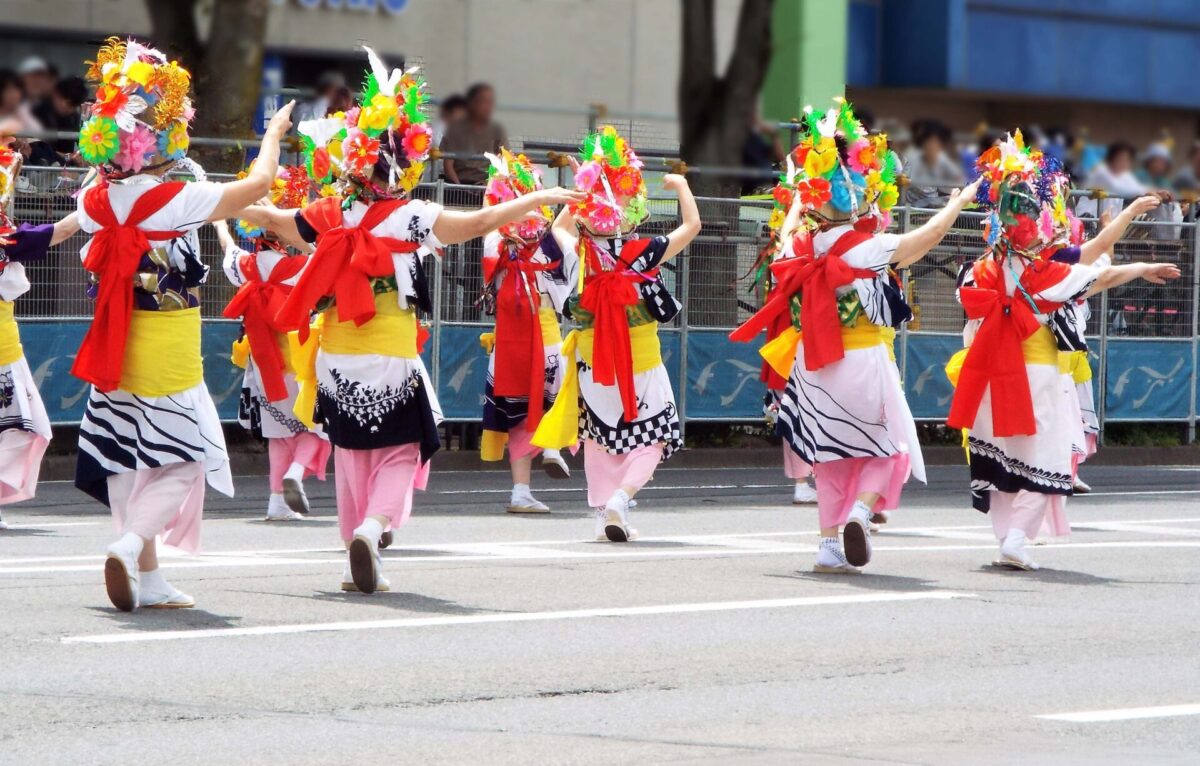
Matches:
[1038,703,1200,723]
[1077,490,1200,497]
[431,483,791,495]
[0,521,105,529]
[61,590,977,644]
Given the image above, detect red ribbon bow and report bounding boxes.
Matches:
[223,253,306,402]
[72,182,186,392]
[276,198,421,338]
[946,260,1070,437]
[490,241,555,428]
[730,229,874,371]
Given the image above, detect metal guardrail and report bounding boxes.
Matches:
[8,166,1198,441]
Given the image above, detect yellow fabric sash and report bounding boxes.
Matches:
[231,331,296,374]
[291,317,324,428]
[321,293,419,358]
[532,322,662,451]
[760,315,884,381]
[1060,349,1093,383]
[0,301,22,367]
[119,308,203,397]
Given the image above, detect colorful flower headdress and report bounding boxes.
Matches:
[974,130,1079,257]
[786,98,898,226]
[0,146,20,246]
[234,164,312,240]
[78,37,194,175]
[571,126,648,235]
[485,148,551,242]
[298,46,432,200]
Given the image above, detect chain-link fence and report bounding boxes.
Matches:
[9,166,1199,440]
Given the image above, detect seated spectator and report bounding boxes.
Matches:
[902,119,964,207]
[433,93,466,150]
[740,107,784,195]
[1139,143,1174,188]
[28,75,86,164]
[0,69,42,134]
[442,83,506,185]
[1174,141,1200,192]
[295,71,345,124]
[1078,142,1180,237]
[19,57,56,128]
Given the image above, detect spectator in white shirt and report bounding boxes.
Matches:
[902,120,965,208]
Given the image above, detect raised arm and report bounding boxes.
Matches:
[433,187,585,246]
[210,218,236,252]
[661,173,701,261]
[50,212,80,245]
[238,205,311,251]
[892,177,982,268]
[1085,261,1181,297]
[207,101,295,222]
[778,191,805,244]
[1079,195,1160,264]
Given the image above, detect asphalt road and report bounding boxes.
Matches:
[2,461,1198,765]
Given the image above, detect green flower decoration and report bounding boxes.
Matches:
[78,116,120,165]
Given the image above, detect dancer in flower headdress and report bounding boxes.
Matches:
[948,132,1178,570]
[731,99,980,573]
[71,37,297,611]
[212,163,331,523]
[749,180,818,506]
[242,47,582,594]
[0,147,81,529]
[478,148,576,513]
[532,126,701,542]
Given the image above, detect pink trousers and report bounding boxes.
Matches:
[268,432,331,493]
[0,430,48,506]
[108,461,206,553]
[989,489,1064,541]
[813,454,909,529]
[507,424,541,462]
[583,440,662,508]
[782,445,813,482]
[334,444,429,542]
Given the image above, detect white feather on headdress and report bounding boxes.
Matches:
[363,45,403,96]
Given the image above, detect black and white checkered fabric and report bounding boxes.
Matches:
[581,401,682,459]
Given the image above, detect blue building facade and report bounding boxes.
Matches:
[849,0,1200,110]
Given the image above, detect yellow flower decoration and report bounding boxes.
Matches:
[399,162,424,192]
[319,183,339,198]
[126,61,154,87]
[767,208,785,231]
[358,93,399,134]
[804,137,838,177]
[878,183,899,210]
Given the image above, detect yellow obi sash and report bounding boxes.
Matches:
[231,331,296,374]
[532,321,663,451]
[945,325,1062,389]
[479,307,562,355]
[1059,349,1093,383]
[321,292,419,358]
[760,314,884,380]
[0,301,22,367]
[119,308,203,397]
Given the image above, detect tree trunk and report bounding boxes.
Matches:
[678,0,774,326]
[145,0,269,173]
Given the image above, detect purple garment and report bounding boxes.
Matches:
[1051,245,1081,265]
[0,222,54,263]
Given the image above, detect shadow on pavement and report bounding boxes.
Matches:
[86,606,242,631]
[309,590,490,615]
[767,571,943,592]
[978,566,1125,587]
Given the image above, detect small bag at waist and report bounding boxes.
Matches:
[321,292,419,358]
[0,301,22,366]
[120,307,203,397]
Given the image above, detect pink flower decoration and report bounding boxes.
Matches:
[486,178,516,203]
[846,139,873,174]
[586,199,622,233]
[573,160,601,191]
[627,149,644,170]
[401,122,432,161]
[112,124,156,173]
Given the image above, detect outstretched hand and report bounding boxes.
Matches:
[536,187,587,207]
[1128,194,1162,217]
[947,177,983,208]
[265,100,296,138]
[1143,263,1181,284]
[662,173,689,193]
